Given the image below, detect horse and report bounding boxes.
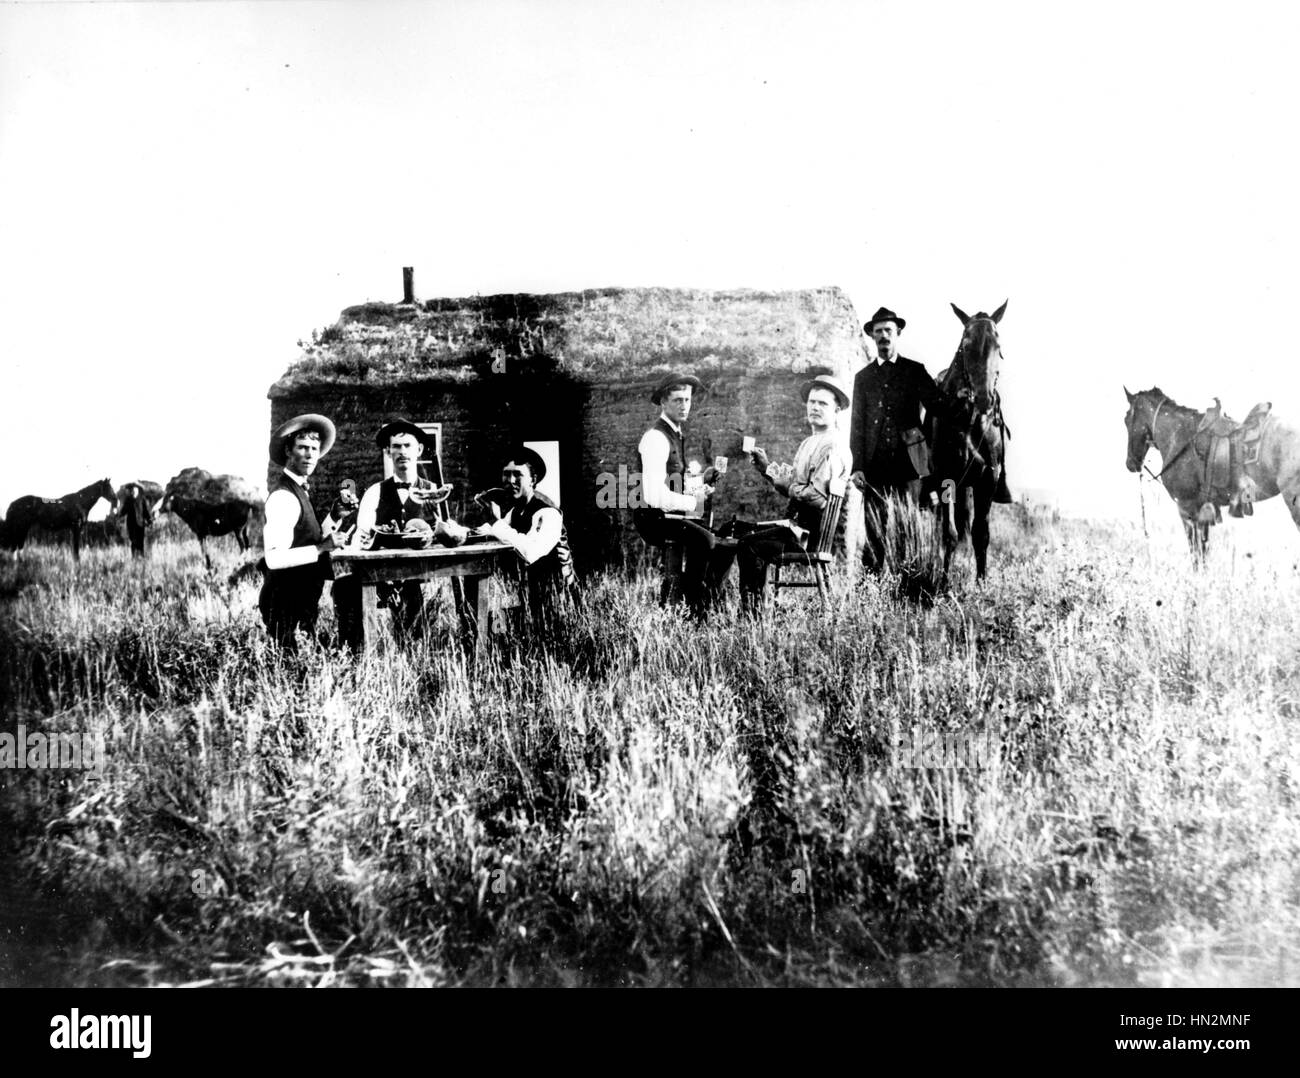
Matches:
[929,300,1009,580]
[0,477,118,560]
[1124,386,1300,557]
[163,468,261,570]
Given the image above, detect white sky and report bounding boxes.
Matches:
[4,0,1300,527]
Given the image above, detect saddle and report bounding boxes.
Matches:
[1192,398,1271,517]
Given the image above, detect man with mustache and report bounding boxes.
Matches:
[849,307,943,572]
[337,417,461,645]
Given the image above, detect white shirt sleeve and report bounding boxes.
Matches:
[638,428,697,513]
[488,506,563,565]
[263,488,322,570]
[349,484,383,547]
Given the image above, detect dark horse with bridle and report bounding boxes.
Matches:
[930,300,1010,580]
[1,478,118,560]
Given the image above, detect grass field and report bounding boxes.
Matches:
[1,507,1298,987]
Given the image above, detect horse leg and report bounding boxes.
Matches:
[200,536,213,571]
[72,522,82,562]
[972,487,993,581]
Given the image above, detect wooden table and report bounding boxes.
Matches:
[327,540,511,657]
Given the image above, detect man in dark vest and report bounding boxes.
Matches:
[259,413,346,651]
[849,307,944,572]
[475,446,577,636]
[343,417,458,643]
[632,372,738,617]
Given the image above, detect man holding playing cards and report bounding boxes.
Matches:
[632,372,739,618]
[737,374,852,611]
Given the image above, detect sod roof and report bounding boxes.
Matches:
[268,286,866,398]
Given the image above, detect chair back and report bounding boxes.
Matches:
[812,477,847,555]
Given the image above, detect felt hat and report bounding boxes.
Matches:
[269,414,336,465]
[650,372,705,405]
[374,417,431,450]
[503,446,548,484]
[800,373,851,410]
[863,306,906,333]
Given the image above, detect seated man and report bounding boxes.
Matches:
[473,446,577,635]
[334,417,461,646]
[737,374,851,611]
[632,372,739,618]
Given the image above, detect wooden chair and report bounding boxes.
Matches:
[772,477,846,604]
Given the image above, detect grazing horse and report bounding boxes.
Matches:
[1,478,117,560]
[1124,386,1300,557]
[163,468,261,570]
[929,300,1009,580]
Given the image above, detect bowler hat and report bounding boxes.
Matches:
[650,372,705,405]
[863,306,906,333]
[374,417,431,450]
[504,446,548,484]
[269,414,336,465]
[800,374,851,410]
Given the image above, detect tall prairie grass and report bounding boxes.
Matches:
[1,513,1298,987]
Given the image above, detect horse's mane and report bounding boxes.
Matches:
[1143,386,1201,419]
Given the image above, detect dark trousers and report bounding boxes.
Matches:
[735,524,807,612]
[259,575,325,653]
[860,453,922,572]
[633,509,739,615]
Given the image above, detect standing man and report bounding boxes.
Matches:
[342,417,458,643]
[738,374,852,610]
[632,372,738,617]
[850,307,943,571]
[260,413,345,652]
[475,446,577,635]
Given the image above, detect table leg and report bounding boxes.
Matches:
[459,574,493,660]
[360,583,380,657]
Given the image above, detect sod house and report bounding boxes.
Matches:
[267,277,869,569]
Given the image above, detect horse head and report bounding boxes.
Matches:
[98,477,119,512]
[1123,386,1160,473]
[949,300,1006,413]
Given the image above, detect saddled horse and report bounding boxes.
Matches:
[1124,386,1300,557]
[929,301,1009,580]
[1,478,118,560]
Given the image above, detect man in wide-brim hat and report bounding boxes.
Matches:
[259,413,346,651]
[632,370,738,617]
[850,307,943,571]
[738,372,852,610]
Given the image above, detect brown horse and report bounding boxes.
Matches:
[930,300,1009,580]
[1124,386,1300,556]
[1,477,118,560]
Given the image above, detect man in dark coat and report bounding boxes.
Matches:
[849,307,943,571]
[259,413,346,651]
[120,482,155,558]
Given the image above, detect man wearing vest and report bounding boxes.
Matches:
[260,413,346,652]
[475,446,577,636]
[632,372,739,617]
[849,307,944,572]
[737,374,852,611]
[342,417,457,643]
